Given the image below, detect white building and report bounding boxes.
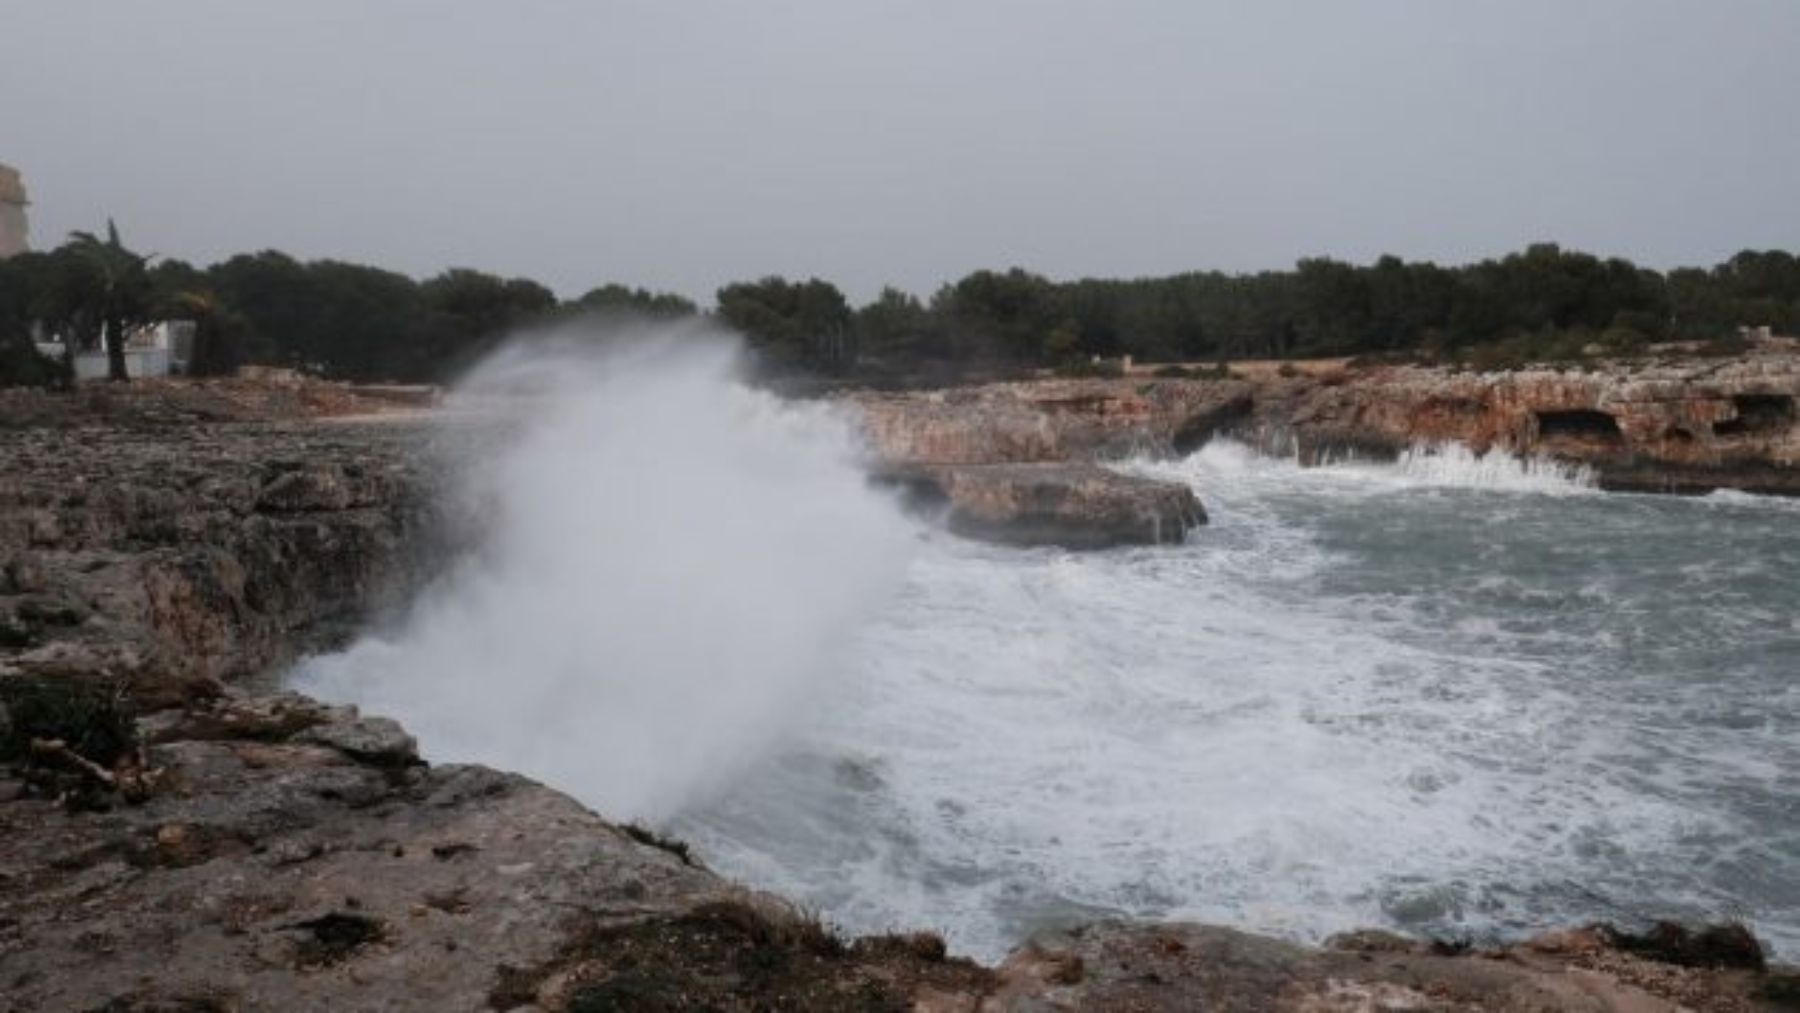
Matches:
[37,321,197,380]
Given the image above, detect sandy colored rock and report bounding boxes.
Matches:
[1250,351,1800,493]
[886,462,1205,548]
[847,346,1800,497]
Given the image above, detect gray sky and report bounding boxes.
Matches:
[5,1,1797,303]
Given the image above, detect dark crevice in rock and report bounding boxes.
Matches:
[1714,393,1795,437]
[1535,408,1624,443]
[1171,391,1255,454]
[288,911,387,968]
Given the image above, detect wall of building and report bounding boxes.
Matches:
[0,163,29,258]
[71,348,172,381]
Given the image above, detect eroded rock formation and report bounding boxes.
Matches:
[855,379,1255,464]
[0,419,438,710]
[881,462,1204,549]
[1259,354,1800,493]
[847,345,1800,498]
[854,380,1245,547]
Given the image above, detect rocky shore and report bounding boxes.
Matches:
[1255,352,1800,494]
[3,374,1797,1010]
[848,343,1800,529]
[853,381,1244,548]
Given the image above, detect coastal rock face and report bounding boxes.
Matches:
[848,346,1800,497]
[853,379,1243,547]
[885,462,1204,549]
[0,415,438,708]
[0,687,993,1012]
[854,378,1255,464]
[1261,353,1800,493]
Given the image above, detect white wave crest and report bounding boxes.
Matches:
[1380,443,1598,493]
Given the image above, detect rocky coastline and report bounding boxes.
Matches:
[849,342,1800,504]
[3,367,1797,1010]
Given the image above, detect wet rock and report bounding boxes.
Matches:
[1326,928,1426,954]
[889,462,1205,549]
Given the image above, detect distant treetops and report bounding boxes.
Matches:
[3,231,1797,387]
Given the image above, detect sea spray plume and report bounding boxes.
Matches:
[294,322,915,822]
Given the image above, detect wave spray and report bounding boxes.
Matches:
[294,324,914,822]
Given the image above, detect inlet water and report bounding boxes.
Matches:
[676,441,1800,961]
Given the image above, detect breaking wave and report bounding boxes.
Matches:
[1296,442,1599,494]
[1378,443,1597,492]
[293,325,914,821]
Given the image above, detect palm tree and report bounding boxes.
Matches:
[65,220,154,381]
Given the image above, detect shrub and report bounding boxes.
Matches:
[0,335,68,389]
[0,676,136,766]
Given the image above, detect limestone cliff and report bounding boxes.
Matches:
[1,419,439,710]
[846,346,1800,497]
[1258,353,1800,493]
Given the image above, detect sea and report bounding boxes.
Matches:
[676,441,1800,961]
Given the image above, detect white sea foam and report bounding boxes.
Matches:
[682,438,1800,961]
[1705,487,1800,512]
[1384,443,1597,492]
[1275,442,1598,495]
[1130,439,1595,499]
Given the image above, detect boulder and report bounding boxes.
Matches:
[886,462,1205,549]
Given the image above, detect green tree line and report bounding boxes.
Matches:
[3,228,1797,387]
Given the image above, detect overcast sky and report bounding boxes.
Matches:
[4,2,1797,303]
